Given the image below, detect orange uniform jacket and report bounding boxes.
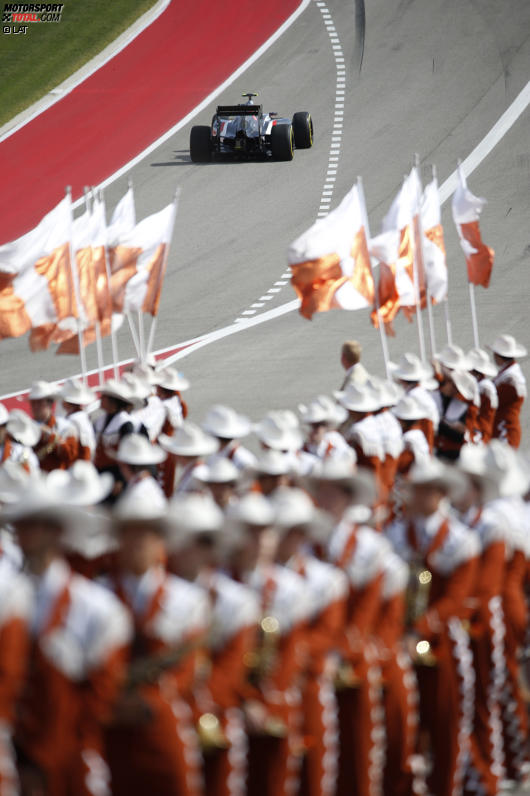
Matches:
[33,415,78,472]
[15,559,130,796]
[493,362,527,448]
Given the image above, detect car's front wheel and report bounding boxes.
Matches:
[292,112,313,148]
[270,123,294,161]
[190,125,212,163]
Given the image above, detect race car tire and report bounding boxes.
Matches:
[271,124,294,161]
[292,112,313,148]
[190,125,212,163]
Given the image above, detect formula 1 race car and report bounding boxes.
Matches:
[189,93,313,163]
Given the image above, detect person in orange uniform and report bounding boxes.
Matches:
[314,460,387,796]
[375,537,421,796]
[490,334,527,448]
[158,422,219,498]
[434,370,481,460]
[0,566,32,794]
[455,444,507,794]
[391,353,440,453]
[59,379,97,462]
[105,490,209,796]
[93,379,135,468]
[7,474,131,796]
[228,493,310,796]
[336,382,384,487]
[153,366,190,435]
[385,458,479,796]
[467,349,498,443]
[272,487,348,796]
[482,441,530,785]
[166,492,260,796]
[28,380,78,471]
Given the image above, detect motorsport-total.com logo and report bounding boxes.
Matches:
[3,2,63,34]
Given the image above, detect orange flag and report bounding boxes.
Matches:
[289,184,374,320]
[0,196,79,350]
[452,166,494,288]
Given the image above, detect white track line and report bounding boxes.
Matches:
[2,25,528,398]
[64,0,312,211]
[160,78,530,367]
[233,0,344,322]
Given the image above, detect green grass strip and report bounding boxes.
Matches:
[0,0,158,127]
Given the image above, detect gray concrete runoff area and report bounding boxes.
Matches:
[1,0,529,441]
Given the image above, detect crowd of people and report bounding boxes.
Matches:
[0,331,528,796]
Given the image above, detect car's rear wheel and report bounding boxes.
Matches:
[292,112,313,148]
[271,123,294,161]
[190,125,212,163]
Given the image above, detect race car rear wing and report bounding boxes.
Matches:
[215,105,263,116]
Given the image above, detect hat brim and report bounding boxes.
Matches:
[158,433,219,458]
[202,421,251,440]
[47,470,114,505]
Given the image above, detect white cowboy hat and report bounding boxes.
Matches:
[254,411,304,452]
[457,444,500,503]
[406,457,461,493]
[114,433,167,465]
[450,370,479,404]
[47,461,114,505]
[159,423,219,458]
[193,457,240,484]
[252,449,293,477]
[488,334,527,359]
[467,348,497,377]
[130,363,158,385]
[1,473,85,524]
[307,460,376,507]
[165,493,224,550]
[0,460,32,503]
[113,488,168,525]
[298,395,347,426]
[28,380,59,401]
[154,367,190,393]
[379,380,403,408]
[99,378,133,404]
[336,382,381,413]
[121,373,151,407]
[0,404,8,425]
[484,440,530,498]
[390,353,434,383]
[392,395,426,421]
[271,487,315,529]
[60,378,97,406]
[226,493,275,527]
[435,344,470,371]
[202,405,251,440]
[7,410,41,447]
[61,508,117,560]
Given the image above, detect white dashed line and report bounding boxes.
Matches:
[233,0,345,323]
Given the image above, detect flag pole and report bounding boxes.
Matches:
[137,310,145,363]
[456,160,481,349]
[413,156,437,358]
[84,188,105,388]
[99,188,119,378]
[146,186,180,357]
[432,165,453,345]
[66,187,88,384]
[126,312,141,356]
[147,316,158,358]
[469,283,480,348]
[357,176,391,378]
[404,174,427,363]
